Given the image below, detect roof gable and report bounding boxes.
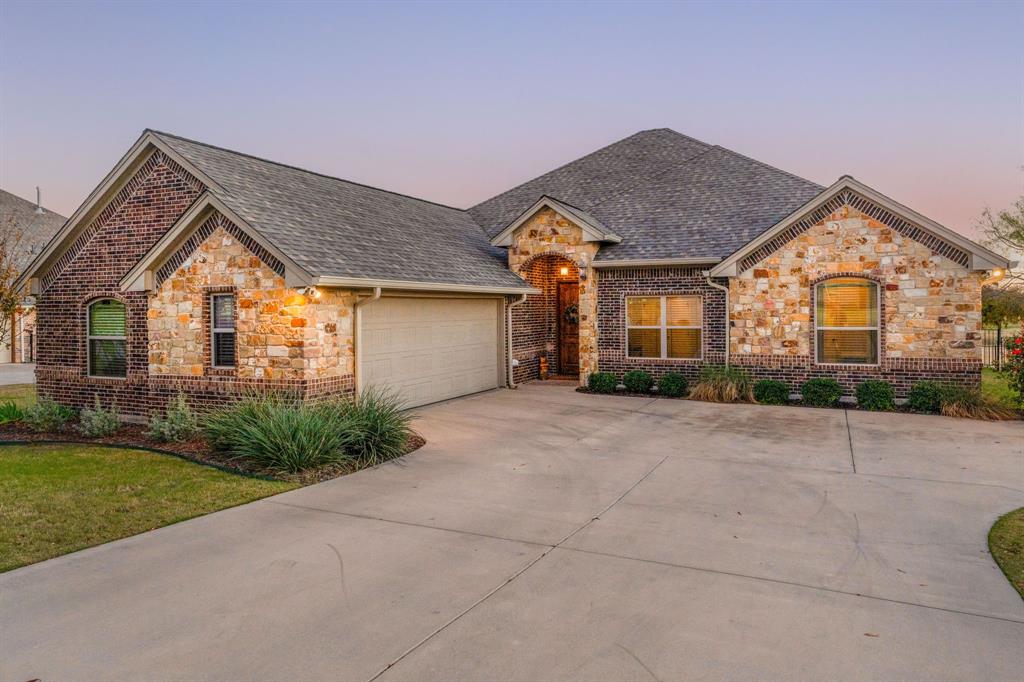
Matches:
[709,176,1010,276]
[489,196,622,247]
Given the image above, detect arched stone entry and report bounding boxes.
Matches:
[512,254,581,381]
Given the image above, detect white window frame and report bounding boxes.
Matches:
[625,295,703,360]
[87,299,127,379]
[210,293,236,369]
[814,278,881,366]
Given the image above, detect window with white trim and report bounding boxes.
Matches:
[87,299,127,378]
[815,278,879,365]
[626,296,702,359]
[211,293,236,368]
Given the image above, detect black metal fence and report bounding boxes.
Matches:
[983,328,1008,369]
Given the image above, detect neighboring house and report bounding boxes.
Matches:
[16,129,1009,415]
[0,189,66,363]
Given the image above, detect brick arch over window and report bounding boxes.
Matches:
[810,273,885,366]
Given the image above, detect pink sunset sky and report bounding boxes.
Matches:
[1,1,1021,241]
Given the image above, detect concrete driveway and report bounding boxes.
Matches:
[0,362,34,385]
[2,385,1023,680]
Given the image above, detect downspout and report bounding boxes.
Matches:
[506,294,528,388]
[703,272,730,367]
[353,287,382,394]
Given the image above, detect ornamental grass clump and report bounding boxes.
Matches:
[344,386,416,466]
[855,380,896,412]
[622,370,654,394]
[753,379,789,405]
[800,378,843,408]
[587,372,618,394]
[937,385,1017,421]
[657,373,688,398]
[203,394,357,474]
[0,401,23,424]
[22,398,75,433]
[689,365,754,403]
[76,396,122,437]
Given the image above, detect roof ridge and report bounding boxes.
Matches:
[468,128,712,212]
[709,144,825,190]
[145,129,467,213]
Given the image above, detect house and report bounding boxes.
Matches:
[0,189,66,363]
[16,129,1009,415]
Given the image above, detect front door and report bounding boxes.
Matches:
[557,281,579,375]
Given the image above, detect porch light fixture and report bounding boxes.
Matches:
[560,266,570,276]
[302,285,322,299]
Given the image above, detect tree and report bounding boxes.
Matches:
[0,215,28,352]
[983,285,1024,329]
[979,194,1024,289]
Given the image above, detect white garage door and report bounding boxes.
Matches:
[361,297,502,408]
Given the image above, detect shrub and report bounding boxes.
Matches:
[147,393,199,442]
[22,398,75,433]
[753,379,789,405]
[622,370,654,394]
[855,380,895,411]
[76,396,121,437]
[203,394,357,473]
[1004,327,1024,406]
[587,372,618,394]
[689,365,754,403]
[801,378,843,408]
[938,385,1018,421]
[343,387,415,466]
[0,401,23,424]
[658,373,688,398]
[907,380,947,414]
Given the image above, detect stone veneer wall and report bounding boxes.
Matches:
[727,205,982,395]
[507,207,599,383]
[596,266,728,384]
[149,222,355,392]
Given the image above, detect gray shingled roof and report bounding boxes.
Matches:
[151,131,527,290]
[0,189,67,273]
[470,129,823,262]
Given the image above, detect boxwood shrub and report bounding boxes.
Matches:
[906,380,946,414]
[855,380,895,411]
[801,378,843,408]
[587,372,618,394]
[658,373,688,398]
[623,370,654,394]
[753,379,789,405]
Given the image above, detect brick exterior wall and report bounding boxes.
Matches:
[596,266,728,384]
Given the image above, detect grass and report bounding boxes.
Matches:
[982,368,1017,408]
[0,443,296,572]
[989,508,1024,599]
[0,383,37,407]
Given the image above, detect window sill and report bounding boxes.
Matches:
[85,375,127,383]
[813,362,881,368]
[626,356,703,363]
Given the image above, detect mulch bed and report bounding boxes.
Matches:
[0,422,426,485]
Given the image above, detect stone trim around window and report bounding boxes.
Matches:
[202,286,237,377]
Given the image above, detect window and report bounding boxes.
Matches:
[626,296,702,359]
[87,299,126,378]
[815,278,879,365]
[211,294,236,368]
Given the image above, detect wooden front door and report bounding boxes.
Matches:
[557,281,579,375]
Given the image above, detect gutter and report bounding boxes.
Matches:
[353,287,382,394]
[316,276,537,296]
[506,294,528,388]
[703,272,730,367]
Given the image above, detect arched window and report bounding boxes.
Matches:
[87,299,127,377]
[815,278,879,365]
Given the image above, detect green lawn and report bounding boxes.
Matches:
[990,508,1024,599]
[982,368,1018,408]
[0,443,296,572]
[0,383,37,407]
